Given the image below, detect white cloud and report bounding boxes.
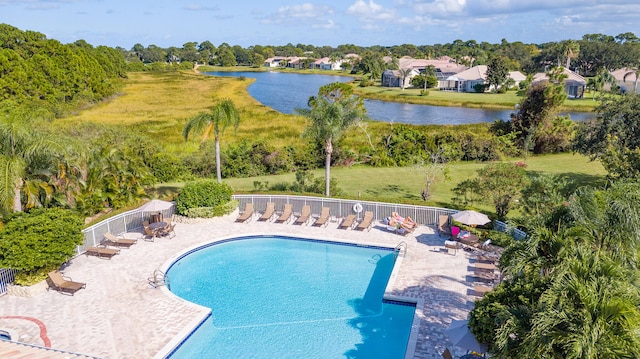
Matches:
[261,3,334,25]
[346,0,397,21]
[312,19,338,30]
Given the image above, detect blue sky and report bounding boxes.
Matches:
[1,0,639,49]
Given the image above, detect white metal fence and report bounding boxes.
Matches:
[0,268,17,297]
[0,196,526,295]
[233,194,458,227]
[79,206,175,254]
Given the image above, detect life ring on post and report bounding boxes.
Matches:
[353,203,363,213]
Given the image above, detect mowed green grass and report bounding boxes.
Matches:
[353,85,599,111]
[220,152,606,215]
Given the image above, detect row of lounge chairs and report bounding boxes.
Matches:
[236,203,374,231]
[84,230,144,259]
[48,219,177,295]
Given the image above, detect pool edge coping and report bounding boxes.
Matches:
[152,231,419,359]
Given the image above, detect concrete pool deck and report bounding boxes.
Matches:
[0,212,497,358]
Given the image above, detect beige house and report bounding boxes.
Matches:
[440,65,526,92]
[533,67,586,98]
[263,56,308,68]
[381,56,467,88]
[611,68,639,94]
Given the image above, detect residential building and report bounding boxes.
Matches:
[533,67,586,98]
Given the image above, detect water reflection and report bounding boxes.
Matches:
[205,71,594,125]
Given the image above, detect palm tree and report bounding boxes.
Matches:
[398,67,413,90]
[0,102,52,212]
[587,68,617,99]
[183,99,240,183]
[523,246,640,358]
[295,83,368,197]
[560,40,580,70]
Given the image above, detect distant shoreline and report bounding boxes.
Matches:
[195,65,596,112]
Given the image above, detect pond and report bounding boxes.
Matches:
[204,71,594,125]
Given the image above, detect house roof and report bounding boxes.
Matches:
[611,68,638,82]
[509,71,527,82]
[445,66,527,82]
[533,67,586,85]
[447,65,487,81]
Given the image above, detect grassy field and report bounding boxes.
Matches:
[62,71,607,214]
[59,71,312,153]
[353,85,599,112]
[215,152,607,215]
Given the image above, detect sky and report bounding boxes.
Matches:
[1,0,639,50]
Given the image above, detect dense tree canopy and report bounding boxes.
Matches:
[574,93,640,179]
[471,182,640,358]
[0,24,126,116]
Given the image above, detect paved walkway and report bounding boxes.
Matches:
[0,212,494,358]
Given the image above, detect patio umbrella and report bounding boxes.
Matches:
[445,319,487,354]
[138,199,174,212]
[451,210,491,226]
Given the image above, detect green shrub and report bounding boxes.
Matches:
[182,200,238,218]
[175,180,234,215]
[0,208,84,281]
[484,229,515,248]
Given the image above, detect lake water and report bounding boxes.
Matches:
[205,71,594,125]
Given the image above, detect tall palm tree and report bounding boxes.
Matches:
[295,83,368,197]
[183,99,240,183]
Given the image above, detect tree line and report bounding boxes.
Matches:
[0,24,127,117]
[117,32,640,77]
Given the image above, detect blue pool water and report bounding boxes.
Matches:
[166,236,415,358]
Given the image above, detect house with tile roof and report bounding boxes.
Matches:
[440,65,526,92]
[381,56,468,88]
[533,67,586,98]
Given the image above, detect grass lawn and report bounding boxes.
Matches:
[353,85,599,112]
[216,152,606,216]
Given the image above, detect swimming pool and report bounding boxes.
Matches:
[165,235,415,358]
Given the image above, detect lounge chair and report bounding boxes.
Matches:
[473,268,496,283]
[384,217,413,235]
[236,203,254,223]
[258,202,276,222]
[338,214,356,230]
[473,285,492,297]
[103,232,137,248]
[438,214,451,237]
[85,245,120,259]
[46,271,86,295]
[275,204,293,223]
[312,207,330,227]
[294,205,311,225]
[355,211,374,231]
